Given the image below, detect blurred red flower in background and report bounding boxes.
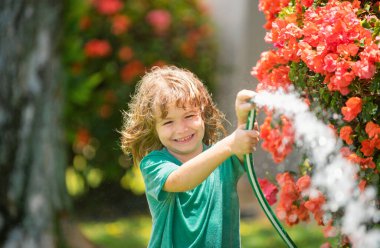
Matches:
[94,0,123,15]
[146,9,171,35]
[111,15,131,35]
[84,39,111,58]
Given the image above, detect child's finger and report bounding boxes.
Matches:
[254,121,259,131]
[239,102,255,112]
[237,89,256,102]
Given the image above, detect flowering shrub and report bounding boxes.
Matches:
[253,0,379,246]
[63,0,216,196]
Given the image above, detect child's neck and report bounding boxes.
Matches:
[166,145,204,163]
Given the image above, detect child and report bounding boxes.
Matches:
[121,66,259,247]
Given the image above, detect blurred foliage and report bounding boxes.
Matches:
[62,0,217,197]
[80,215,333,248]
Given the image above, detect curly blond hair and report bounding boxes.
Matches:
[120,66,226,166]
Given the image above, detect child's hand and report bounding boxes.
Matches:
[227,123,260,159]
[235,90,256,126]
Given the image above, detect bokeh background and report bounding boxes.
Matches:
[0,0,326,247]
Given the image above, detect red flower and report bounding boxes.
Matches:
[180,31,202,58]
[323,53,339,73]
[337,43,359,58]
[75,128,91,149]
[146,9,171,35]
[99,104,112,119]
[296,175,311,192]
[323,221,337,238]
[151,60,167,68]
[258,178,278,205]
[358,157,376,170]
[260,115,295,163]
[304,192,325,225]
[79,16,91,30]
[275,172,315,226]
[111,15,131,35]
[360,139,374,156]
[320,242,332,248]
[341,97,362,122]
[118,46,133,61]
[258,0,291,29]
[341,147,376,170]
[365,121,380,139]
[93,0,123,15]
[84,39,111,58]
[301,0,313,8]
[120,60,144,83]
[339,126,353,145]
[358,179,367,192]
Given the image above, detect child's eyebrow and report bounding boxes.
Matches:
[184,109,198,113]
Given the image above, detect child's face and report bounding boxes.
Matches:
[155,103,205,162]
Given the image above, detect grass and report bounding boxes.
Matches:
[80,214,330,248]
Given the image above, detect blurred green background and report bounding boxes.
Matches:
[80,215,332,248]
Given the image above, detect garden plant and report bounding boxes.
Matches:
[252,0,380,247]
[63,0,217,198]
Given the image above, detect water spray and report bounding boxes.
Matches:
[245,89,380,248]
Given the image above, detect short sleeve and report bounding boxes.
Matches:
[140,153,178,201]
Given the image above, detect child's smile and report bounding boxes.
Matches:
[155,103,205,162]
[174,134,194,143]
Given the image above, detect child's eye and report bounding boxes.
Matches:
[163,121,173,126]
[185,115,195,119]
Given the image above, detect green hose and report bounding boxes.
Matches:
[244,109,297,248]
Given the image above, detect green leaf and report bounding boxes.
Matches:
[369,72,380,94]
[361,97,378,123]
[70,73,103,105]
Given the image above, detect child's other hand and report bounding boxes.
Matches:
[235,90,256,126]
[227,123,260,158]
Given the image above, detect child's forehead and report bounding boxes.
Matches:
[154,101,200,118]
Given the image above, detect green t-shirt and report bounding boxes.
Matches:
[140,145,245,248]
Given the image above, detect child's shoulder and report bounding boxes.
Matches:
[141,148,178,165]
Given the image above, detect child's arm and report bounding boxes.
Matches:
[163,90,259,192]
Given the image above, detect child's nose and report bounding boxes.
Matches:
[175,120,189,133]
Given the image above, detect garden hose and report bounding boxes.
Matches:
[244,108,297,248]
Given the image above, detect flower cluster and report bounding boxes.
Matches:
[275,173,328,227]
[260,114,295,163]
[253,0,379,246]
[63,0,217,196]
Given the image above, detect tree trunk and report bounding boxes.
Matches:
[0,0,70,247]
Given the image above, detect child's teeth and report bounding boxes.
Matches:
[177,135,192,142]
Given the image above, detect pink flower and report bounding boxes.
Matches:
[323,53,339,73]
[146,9,171,35]
[93,0,123,15]
[258,178,278,205]
[353,59,376,79]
